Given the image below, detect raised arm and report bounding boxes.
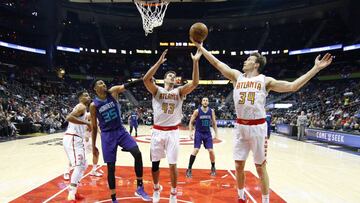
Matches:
[189,109,198,139]
[66,103,89,126]
[211,109,218,139]
[191,39,240,82]
[266,53,333,93]
[143,49,168,95]
[109,78,143,100]
[179,48,201,97]
[90,102,99,157]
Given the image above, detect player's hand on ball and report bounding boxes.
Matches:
[190,36,203,48]
[191,48,202,61]
[314,53,333,70]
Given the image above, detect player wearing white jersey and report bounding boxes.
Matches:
[143,49,201,203]
[64,112,103,180]
[192,38,333,203]
[63,90,92,202]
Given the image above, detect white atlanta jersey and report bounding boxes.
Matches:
[65,107,87,138]
[233,73,268,119]
[152,87,184,126]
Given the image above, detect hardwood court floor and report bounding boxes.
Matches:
[1,126,360,203]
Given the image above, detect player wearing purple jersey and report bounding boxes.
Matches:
[186,97,218,178]
[90,79,151,203]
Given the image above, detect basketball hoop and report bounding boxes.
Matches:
[134,0,170,36]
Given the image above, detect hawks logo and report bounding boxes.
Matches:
[134,134,224,145]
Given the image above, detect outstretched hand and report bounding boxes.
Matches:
[191,48,203,61]
[158,49,168,64]
[314,53,333,71]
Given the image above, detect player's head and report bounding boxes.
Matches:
[92,79,107,95]
[201,97,209,107]
[301,111,305,115]
[242,52,267,73]
[164,71,176,85]
[77,90,91,105]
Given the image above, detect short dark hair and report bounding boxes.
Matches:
[250,52,267,73]
[91,79,101,90]
[164,71,176,79]
[76,90,88,98]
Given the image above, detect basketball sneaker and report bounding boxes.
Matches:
[169,191,177,203]
[152,184,162,203]
[135,186,151,201]
[90,170,103,177]
[186,169,192,178]
[63,172,70,181]
[210,167,216,176]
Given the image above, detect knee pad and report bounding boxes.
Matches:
[152,161,160,172]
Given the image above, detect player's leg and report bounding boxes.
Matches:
[235,160,246,201]
[233,124,251,202]
[134,124,138,137]
[252,123,270,203]
[90,148,103,176]
[150,130,166,203]
[106,162,117,203]
[186,131,201,178]
[166,130,180,203]
[119,127,151,201]
[67,136,86,201]
[129,125,133,135]
[255,162,269,203]
[204,132,216,175]
[63,162,72,180]
[101,131,119,203]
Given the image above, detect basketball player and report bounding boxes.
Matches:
[143,49,201,203]
[64,113,103,181]
[63,90,91,202]
[186,97,218,178]
[128,109,139,137]
[191,38,333,203]
[90,79,151,203]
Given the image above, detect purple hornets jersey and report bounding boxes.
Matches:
[195,106,212,132]
[94,92,122,132]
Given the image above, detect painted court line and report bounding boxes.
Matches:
[42,165,103,203]
[227,169,257,203]
[200,179,214,183]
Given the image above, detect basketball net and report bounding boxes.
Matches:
[134,0,170,36]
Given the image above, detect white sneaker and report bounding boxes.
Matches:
[90,170,103,177]
[169,191,177,203]
[63,172,70,181]
[152,185,162,203]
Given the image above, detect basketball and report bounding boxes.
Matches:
[189,22,208,43]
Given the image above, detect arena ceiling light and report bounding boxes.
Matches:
[343,44,360,51]
[0,40,46,55]
[56,46,80,53]
[289,44,342,55]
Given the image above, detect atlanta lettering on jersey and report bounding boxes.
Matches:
[235,81,262,90]
[159,93,179,100]
[99,102,115,113]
